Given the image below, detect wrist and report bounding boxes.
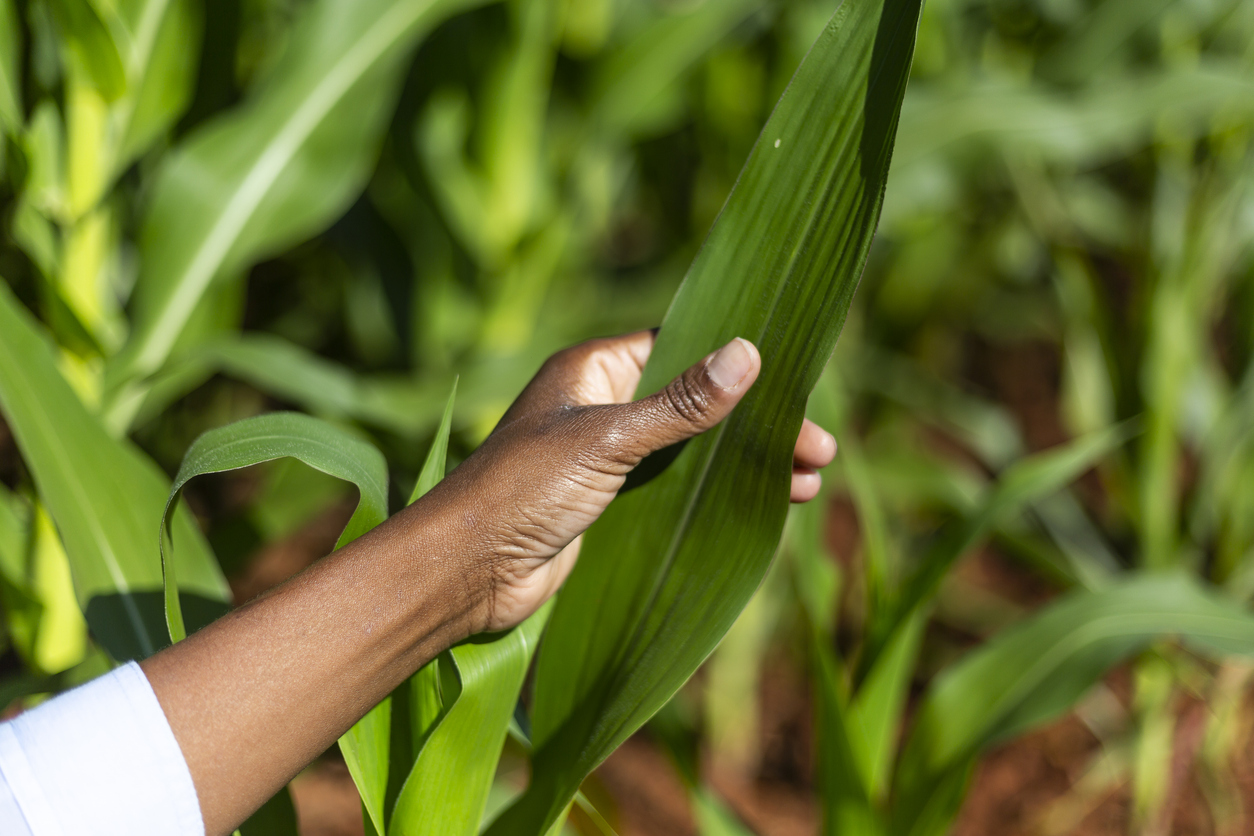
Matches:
[387,494,497,642]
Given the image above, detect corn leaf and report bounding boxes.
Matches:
[343,383,457,835]
[390,605,551,835]
[892,574,1254,836]
[848,609,922,801]
[160,411,389,641]
[408,381,457,506]
[863,422,1136,670]
[46,0,127,101]
[489,0,925,830]
[0,0,19,135]
[110,0,202,173]
[103,0,484,429]
[339,380,554,836]
[159,409,392,828]
[813,634,885,836]
[0,281,229,663]
[203,335,447,436]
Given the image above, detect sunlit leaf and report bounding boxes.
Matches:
[0,0,20,135]
[490,0,926,829]
[103,0,486,429]
[390,605,551,835]
[160,411,388,640]
[0,281,229,664]
[892,574,1254,836]
[159,409,392,827]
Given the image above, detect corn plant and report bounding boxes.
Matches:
[2,0,1254,834]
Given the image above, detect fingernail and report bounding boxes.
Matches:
[708,338,753,389]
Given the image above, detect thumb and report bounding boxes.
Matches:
[612,337,760,460]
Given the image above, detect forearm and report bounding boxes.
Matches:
[141,501,479,836]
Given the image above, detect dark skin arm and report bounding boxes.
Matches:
[141,331,837,835]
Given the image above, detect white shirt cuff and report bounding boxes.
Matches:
[0,661,204,836]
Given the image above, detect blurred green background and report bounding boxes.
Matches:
[1,0,1253,832]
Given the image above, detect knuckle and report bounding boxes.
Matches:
[661,374,714,426]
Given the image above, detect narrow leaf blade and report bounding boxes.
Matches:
[0,281,228,664]
[492,0,926,829]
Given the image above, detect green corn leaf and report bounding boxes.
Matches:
[206,335,448,437]
[589,0,764,136]
[159,409,392,828]
[384,382,557,836]
[159,411,388,641]
[110,0,202,173]
[812,633,885,836]
[489,0,925,830]
[0,281,228,664]
[102,0,486,430]
[847,609,922,802]
[0,0,19,135]
[131,332,563,440]
[863,422,1136,671]
[59,0,203,215]
[340,382,457,834]
[891,574,1254,836]
[390,605,551,836]
[409,380,457,505]
[46,0,127,101]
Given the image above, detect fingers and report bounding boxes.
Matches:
[791,420,835,503]
[499,330,658,424]
[795,419,837,469]
[610,337,761,461]
[791,468,822,503]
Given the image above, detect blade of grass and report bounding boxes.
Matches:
[864,422,1136,671]
[158,410,393,829]
[0,280,229,664]
[892,574,1254,836]
[102,0,487,430]
[490,0,926,830]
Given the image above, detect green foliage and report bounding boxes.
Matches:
[1,0,1253,832]
[159,411,389,640]
[104,0,487,429]
[491,0,925,830]
[0,281,229,663]
[894,575,1254,836]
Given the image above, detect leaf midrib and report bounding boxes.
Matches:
[132,0,445,377]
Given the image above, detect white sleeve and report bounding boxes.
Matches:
[0,661,204,836]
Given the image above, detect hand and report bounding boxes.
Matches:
[142,329,836,835]
[419,330,837,634]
